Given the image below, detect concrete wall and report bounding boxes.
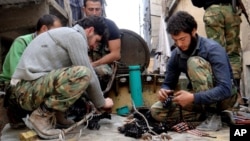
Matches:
[173,0,206,37]
[148,0,206,51]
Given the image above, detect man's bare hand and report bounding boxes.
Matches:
[91,62,98,67]
[102,97,114,109]
[158,89,174,102]
[172,90,194,107]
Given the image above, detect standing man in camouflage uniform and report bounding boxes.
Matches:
[191,0,242,88]
[82,0,121,90]
[150,11,237,131]
[8,16,113,139]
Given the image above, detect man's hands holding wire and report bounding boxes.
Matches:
[158,89,174,102]
[158,89,194,107]
[172,90,194,107]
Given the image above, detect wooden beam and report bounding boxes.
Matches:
[47,0,68,20]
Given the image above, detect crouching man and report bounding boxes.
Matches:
[150,11,237,131]
[7,16,113,139]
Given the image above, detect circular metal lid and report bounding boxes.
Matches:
[117,29,150,74]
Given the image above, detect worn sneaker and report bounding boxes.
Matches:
[27,106,62,139]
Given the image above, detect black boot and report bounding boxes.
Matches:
[55,111,75,129]
[6,97,30,129]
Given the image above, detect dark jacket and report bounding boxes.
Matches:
[162,35,233,105]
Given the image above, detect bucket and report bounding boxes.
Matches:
[129,65,143,107]
[116,106,129,116]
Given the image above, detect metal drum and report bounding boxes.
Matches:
[117,29,150,74]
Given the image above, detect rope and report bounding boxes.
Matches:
[131,100,158,135]
[103,62,118,94]
[62,101,96,134]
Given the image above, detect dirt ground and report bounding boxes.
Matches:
[0,96,8,136]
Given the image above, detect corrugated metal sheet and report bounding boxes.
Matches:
[0,0,41,6]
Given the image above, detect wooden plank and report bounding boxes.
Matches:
[108,74,162,114]
[47,0,68,20]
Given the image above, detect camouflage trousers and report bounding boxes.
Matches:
[94,64,113,78]
[151,57,237,122]
[203,4,242,79]
[9,66,91,112]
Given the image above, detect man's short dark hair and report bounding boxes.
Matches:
[167,11,197,35]
[36,14,60,31]
[83,0,103,7]
[77,16,109,43]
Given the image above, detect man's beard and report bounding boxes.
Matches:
[183,35,197,56]
[87,34,95,49]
